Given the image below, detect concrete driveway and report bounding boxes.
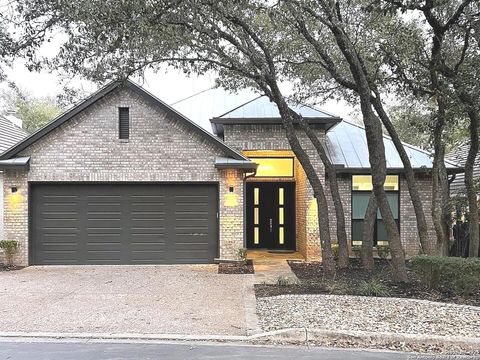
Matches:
[0,265,256,336]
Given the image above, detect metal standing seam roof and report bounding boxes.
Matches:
[326,121,462,172]
[0,115,29,154]
[208,94,462,172]
[216,95,336,119]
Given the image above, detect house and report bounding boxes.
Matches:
[447,141,480,196]
[0,80,462,266]
[0,114,29,241]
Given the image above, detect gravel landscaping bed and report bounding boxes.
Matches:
[257,294,480,338]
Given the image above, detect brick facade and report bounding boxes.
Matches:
[223,123,437,260]
[2,87,245,265]
[1,84,437,266]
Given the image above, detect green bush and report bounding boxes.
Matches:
[357,279,391,297]
[351,245,362,258]
[376,245,390,259]
[411,255,480,296]
[0,240,18,266]
[237,248,247,266]
[331,243,339,260]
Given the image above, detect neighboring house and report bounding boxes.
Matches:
[447,141,480,196]
[0,114,29,240]
[0,80,462,266]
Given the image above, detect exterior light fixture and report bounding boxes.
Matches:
[229,186,234,193]
[11,187,17,194]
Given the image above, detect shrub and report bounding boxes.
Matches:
[376,245,390,259]
[357,279,391,297]
[0,240,18,266]
[331,243,339,260]
[411,255,480,296]
[351,245,362,258]
[277,276,294,286]
[237,248,247,266]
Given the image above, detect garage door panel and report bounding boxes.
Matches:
[31,183,218,265]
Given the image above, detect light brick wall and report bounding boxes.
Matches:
[224,123,326,261]
[400,174,436,256]
[224,123,438,260]
[3,87,243,265]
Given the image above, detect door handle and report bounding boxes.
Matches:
[269,218,273,232]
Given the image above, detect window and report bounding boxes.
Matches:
[250,157,294,177]
[351,175,399,246]
[119,107,130,139]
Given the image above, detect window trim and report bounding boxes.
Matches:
[350,174,401,247]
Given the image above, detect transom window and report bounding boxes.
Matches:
[351,175,399,246]
[250,157,294,178]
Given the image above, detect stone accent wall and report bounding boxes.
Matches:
[2,87,243,265]
[400,174,436,256]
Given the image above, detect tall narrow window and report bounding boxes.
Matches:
[119,107,130,139]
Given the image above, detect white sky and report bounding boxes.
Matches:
[2,61,358,132]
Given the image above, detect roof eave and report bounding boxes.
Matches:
[0,157,30,170]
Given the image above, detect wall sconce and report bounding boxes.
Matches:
[11,187,18,194]
[229,186,234,193]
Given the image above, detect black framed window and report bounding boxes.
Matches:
[351,175,399,246]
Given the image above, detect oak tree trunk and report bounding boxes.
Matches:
[269,86,336,276]
[361,193,376,270]
[371,96,431,254]
[296,115,349,268]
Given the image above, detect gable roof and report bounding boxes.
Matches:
[0,115,29,154]
[327,121,462,173]
[209,95,462,173]
[210,96,342,136]
[447,141,479,194]
[0,79,248,162]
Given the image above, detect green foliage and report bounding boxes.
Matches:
[237,248,247,266]
[357,279,391,297]
[15,95,61,133]
[351,245,362,258]
[277,276,294,287]
[324,280,349,295]
[376,245,390,259]
[331,243,339,260]
[411,255,480,296]
[0,240,18,266]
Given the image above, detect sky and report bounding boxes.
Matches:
[2,60,358,132]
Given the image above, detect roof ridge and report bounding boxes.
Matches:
[213,95,264,119]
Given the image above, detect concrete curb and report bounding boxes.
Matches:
[0,328,479,350]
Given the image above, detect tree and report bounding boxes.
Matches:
[1,86,60,132]
[380,0,480,256]
[7,0,366,273]
[281,0,432,261]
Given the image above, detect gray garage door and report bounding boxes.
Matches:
[30,183,218,265]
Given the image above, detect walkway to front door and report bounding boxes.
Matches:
[246,182,295,250]
[247,250,302,284]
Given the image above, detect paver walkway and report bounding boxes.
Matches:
[247,250,302,285]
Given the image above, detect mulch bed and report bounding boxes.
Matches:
[218,260,254,274]
[255,258,480,306]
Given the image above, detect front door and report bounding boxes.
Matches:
[246,182,295,250]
